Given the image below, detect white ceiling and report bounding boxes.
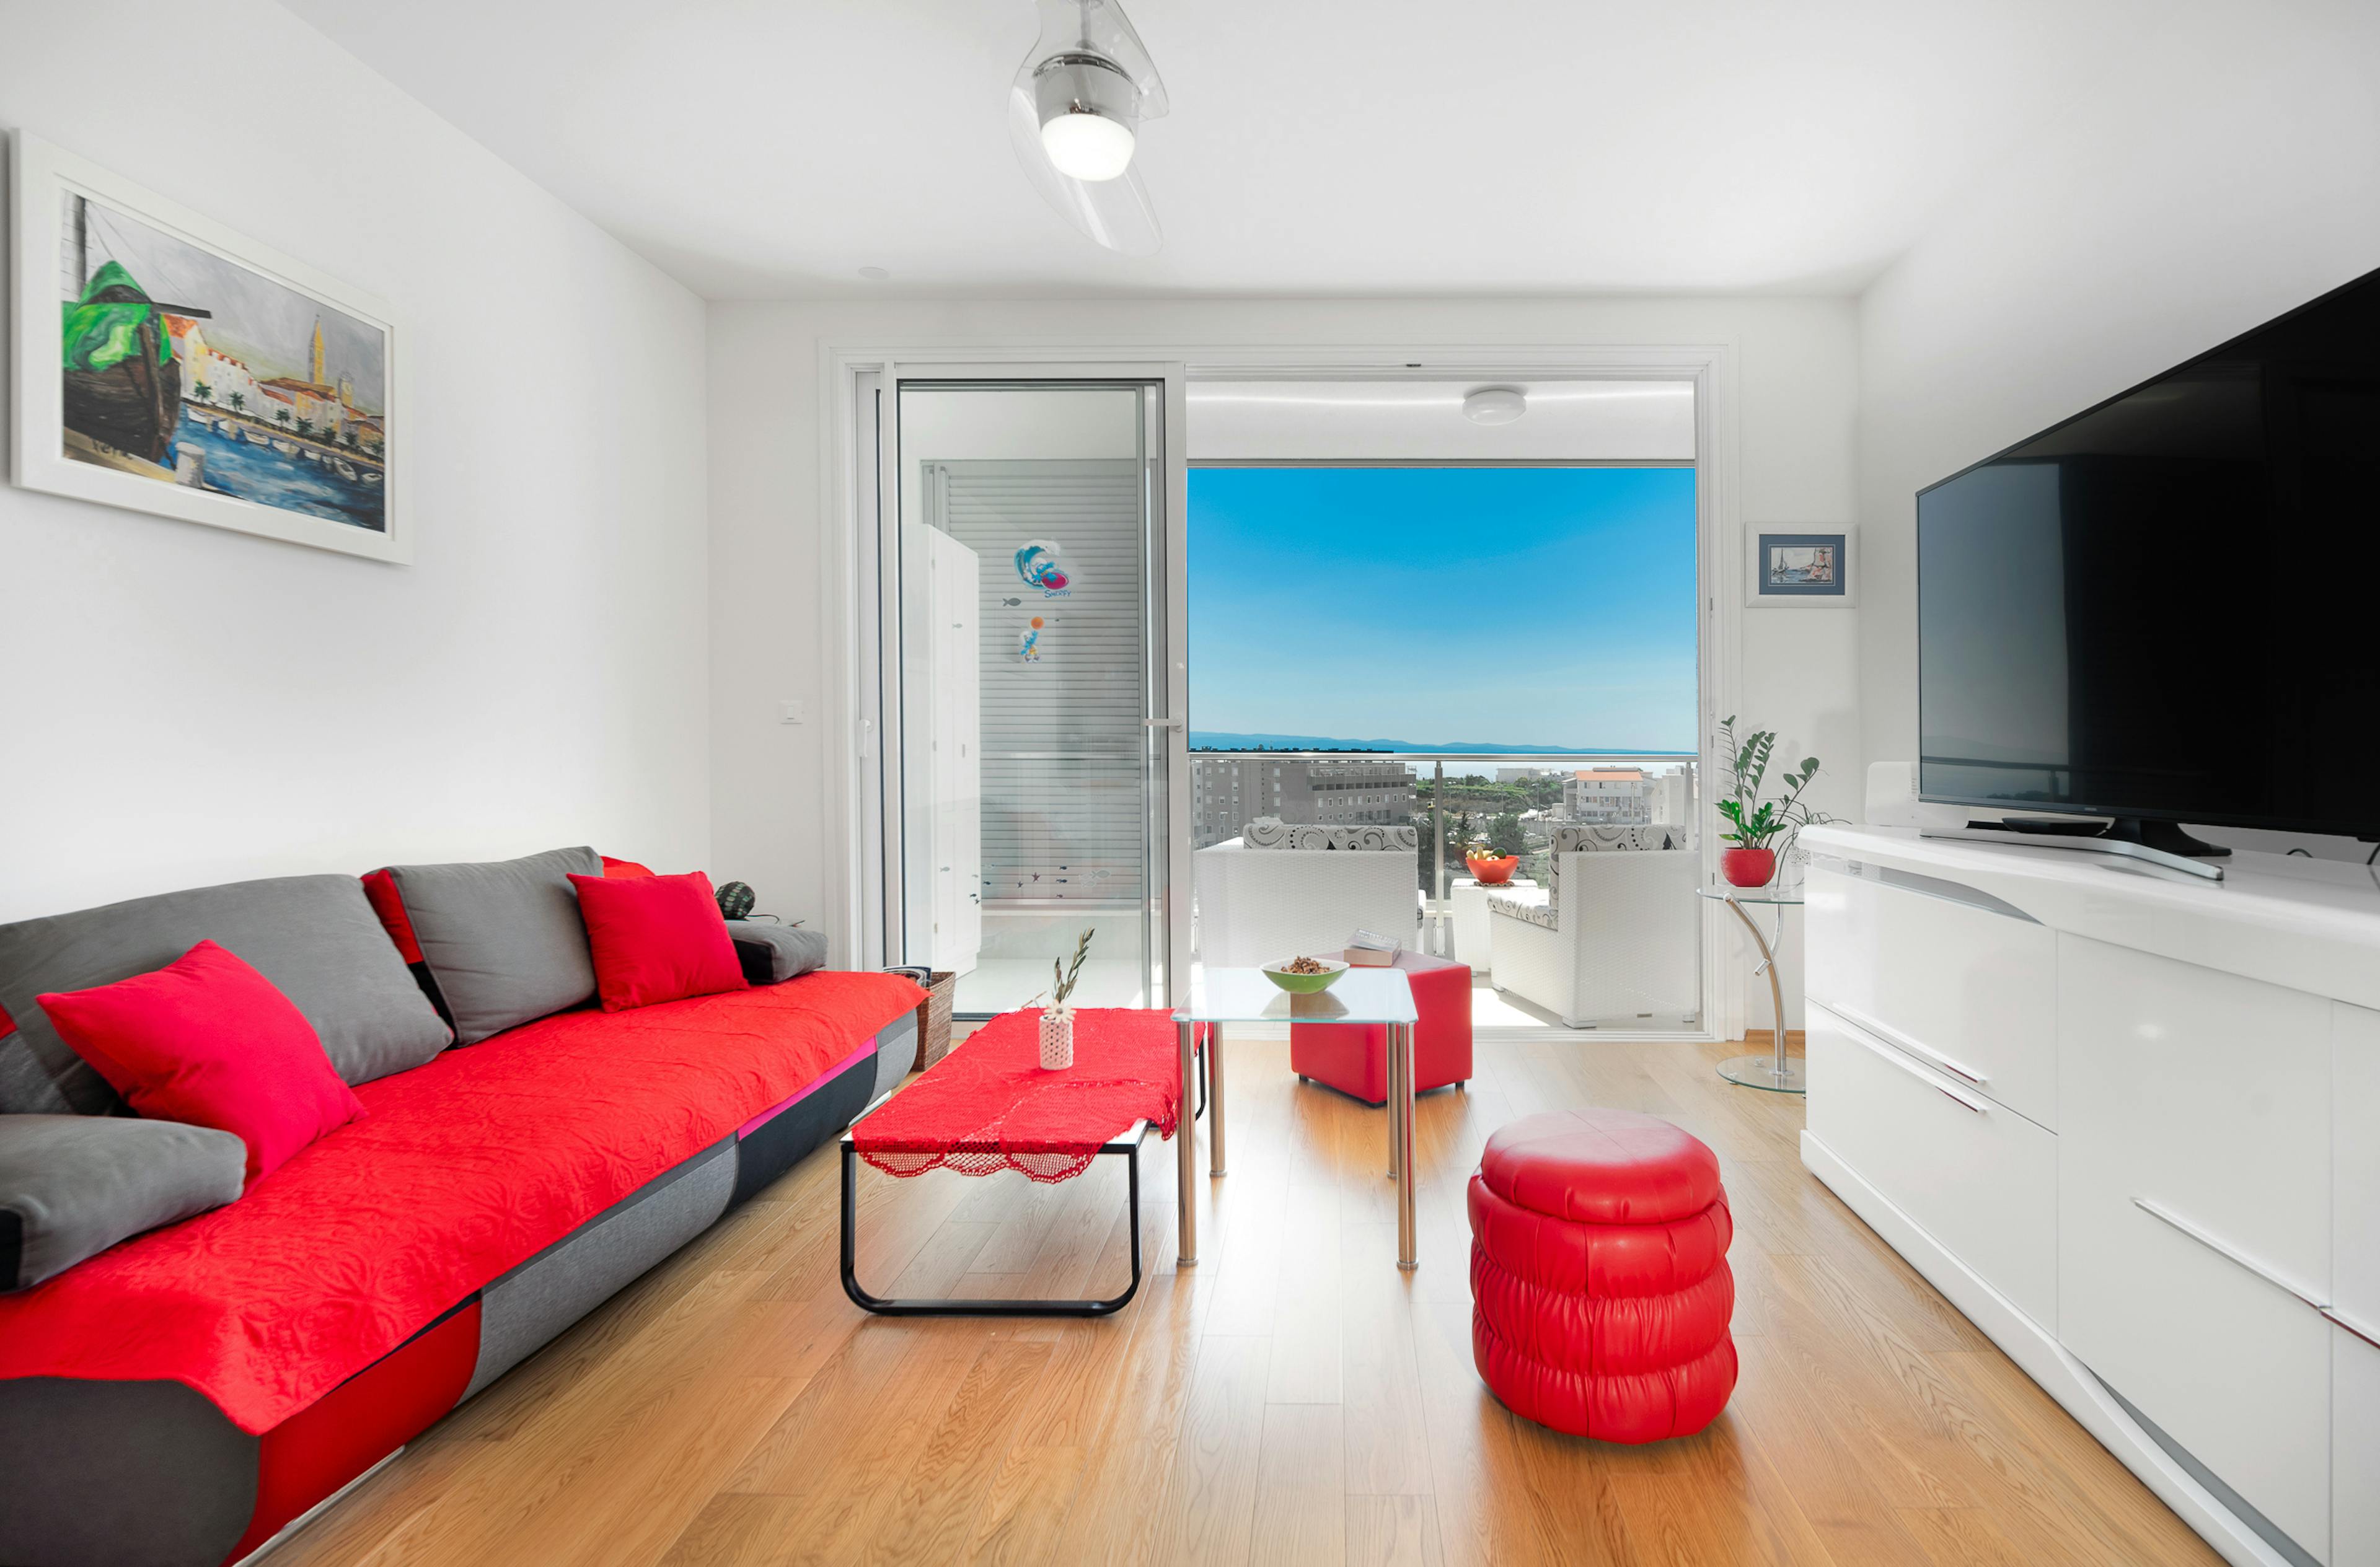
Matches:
[279,0,2168,301]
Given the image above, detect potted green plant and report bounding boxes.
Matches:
[1031,926,1095,1069]
[1716,716,1830,888]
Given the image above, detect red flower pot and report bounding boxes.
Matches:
[1466,855,1519,885]
[1720,847,1776,888]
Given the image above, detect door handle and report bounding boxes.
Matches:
[1144,718,1184,731]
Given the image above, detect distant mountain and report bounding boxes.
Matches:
[1188,730,1684,757]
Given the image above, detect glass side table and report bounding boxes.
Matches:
[1698,885,1806,1094]
[1175,967,1421,1268]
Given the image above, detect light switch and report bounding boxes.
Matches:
[780,700,806,725]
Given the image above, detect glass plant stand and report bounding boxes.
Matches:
[1698,885,1806,1094]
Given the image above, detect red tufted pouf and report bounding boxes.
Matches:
[1468,1108,1737,1442]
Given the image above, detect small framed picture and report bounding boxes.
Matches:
[1749,527,1853,606]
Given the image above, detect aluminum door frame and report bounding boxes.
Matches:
[868,362,1188,1012]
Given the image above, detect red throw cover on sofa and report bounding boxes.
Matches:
[0,970,922,1434]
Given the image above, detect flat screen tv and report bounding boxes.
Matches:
[1918,265,2380,859]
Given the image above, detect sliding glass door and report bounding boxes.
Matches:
[876,377,1176,1017]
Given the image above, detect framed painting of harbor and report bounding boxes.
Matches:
[1747,527,1853,606]
[9,137,408,563]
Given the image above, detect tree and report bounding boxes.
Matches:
[273,408,290,427]
[228,392,245,413]
[193,380,213,403]
[1488,810,1527,857]
[296,417,314,439]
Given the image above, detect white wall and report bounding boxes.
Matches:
[1857,1,2380,861]
[0,0,710,921]
[709,296,1861,1028]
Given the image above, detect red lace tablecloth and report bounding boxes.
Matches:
[853,1008,1195,1182]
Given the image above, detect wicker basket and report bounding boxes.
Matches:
[914,970,958,1071]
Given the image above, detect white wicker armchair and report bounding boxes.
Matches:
[1488,825,1699,1028]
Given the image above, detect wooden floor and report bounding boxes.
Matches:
[274,1035,2222,1567]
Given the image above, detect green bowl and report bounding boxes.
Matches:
[1261,958,1349,994]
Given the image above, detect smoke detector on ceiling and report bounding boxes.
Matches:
[1463,388,1528,426]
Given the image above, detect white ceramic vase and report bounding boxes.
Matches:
[1039,1007,1075,1070]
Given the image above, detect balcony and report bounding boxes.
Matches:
[1189,751,1702,1033]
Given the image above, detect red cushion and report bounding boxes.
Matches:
[1475,1107,1722,1226]
[37,941,364,1183]
[568,871,748,1012]
[357,867,425,965]
[601,856,655,878]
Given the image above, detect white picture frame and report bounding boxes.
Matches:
[9,136,410,564]
[1746,524,1854,607]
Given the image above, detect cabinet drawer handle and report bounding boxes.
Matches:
[2129,1197,2329,1312]
[2325,1308,2380,1351]
[1825,1001,1988,1087]
[1820,1004,1988,1113]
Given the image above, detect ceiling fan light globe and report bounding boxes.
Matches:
[1041,110,1135,180]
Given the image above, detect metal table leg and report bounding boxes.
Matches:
[1394,1021,1417,1269]
[841,1137,1145,1316]
[1716,893,1807,1094]
[1208,1024,1227,1177]
[1177,1019,1198,1264]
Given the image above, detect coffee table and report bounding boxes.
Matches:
[840,1007,1182,1317]
[1175,967,1422,1269]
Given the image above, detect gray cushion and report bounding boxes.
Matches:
[0,876,454,1114]
[386,847,601,1045]
[0,1116,245,1291]
[726,921,827,984]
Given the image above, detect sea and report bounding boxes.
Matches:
[169,406,386,533]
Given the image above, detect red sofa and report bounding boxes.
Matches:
[0,868,920,1567]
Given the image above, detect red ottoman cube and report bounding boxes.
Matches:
[1468,1108,1736,1442]
[1290,950,1473,1105]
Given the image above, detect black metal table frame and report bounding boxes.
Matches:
[840,1116,1148,1317]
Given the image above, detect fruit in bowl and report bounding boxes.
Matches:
[1261,955,1348,994]
[1465,853,1518,885]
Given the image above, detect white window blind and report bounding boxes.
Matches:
[928,459,1148,908]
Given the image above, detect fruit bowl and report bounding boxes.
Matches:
[1261,957,1348,994]
[1465,854,1518,885]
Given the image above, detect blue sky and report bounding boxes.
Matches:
[1188,467,1698,750]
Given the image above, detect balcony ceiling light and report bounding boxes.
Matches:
[1463,388,1528,426]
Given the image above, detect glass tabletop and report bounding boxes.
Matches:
[1698,885,1805,906]
[1176,966,1419,1025]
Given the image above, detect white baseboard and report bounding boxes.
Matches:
[1798,1130,2293,1567]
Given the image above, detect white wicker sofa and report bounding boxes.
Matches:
[1192,818,1418,967]
[1488,825,1699,1028]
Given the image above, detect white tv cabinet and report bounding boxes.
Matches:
[1800,825,2379,1567]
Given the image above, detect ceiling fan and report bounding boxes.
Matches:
[1008,0,1170,256]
